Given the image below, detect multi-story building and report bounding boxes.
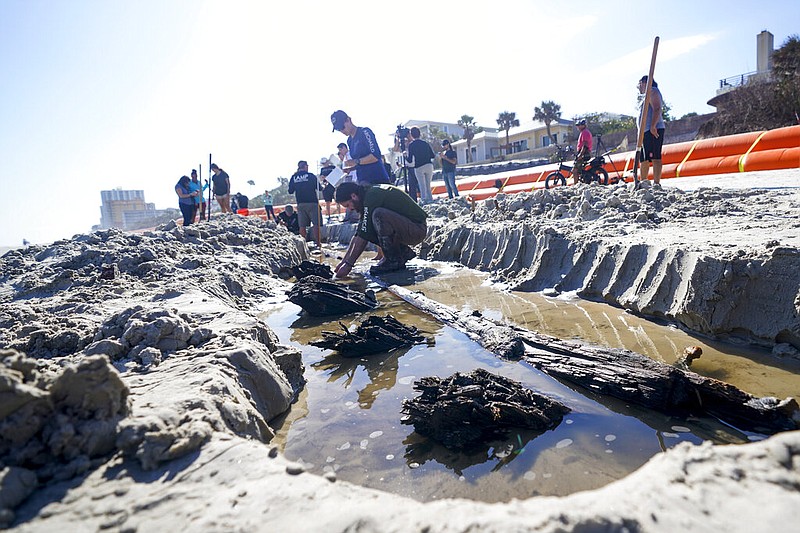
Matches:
[392,118,576,167]
[99,189,159,230]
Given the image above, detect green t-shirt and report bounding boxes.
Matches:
[358,184,427,243]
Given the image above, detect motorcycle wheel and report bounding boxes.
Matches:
[545,172,566,189]
[593,168,609,185]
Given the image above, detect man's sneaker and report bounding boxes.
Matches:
[399,245,416,263]
[369,260,407,275]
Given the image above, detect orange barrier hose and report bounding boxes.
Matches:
[658,141,695,165]
[738,131,770,172]
[672,156,739,177]
[752,125,800,151]
[675,141,700,177]
[431,183,447,195]
[741,147,800,172]
[441,125,800,197]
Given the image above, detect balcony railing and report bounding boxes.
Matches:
[718,70,772,90]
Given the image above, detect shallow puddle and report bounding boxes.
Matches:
[261,257,797,503]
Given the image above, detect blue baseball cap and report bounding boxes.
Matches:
[331,110,348,132]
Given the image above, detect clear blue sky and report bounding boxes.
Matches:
[0,0,796,246]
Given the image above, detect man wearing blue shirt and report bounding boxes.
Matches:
[331,110,391,186]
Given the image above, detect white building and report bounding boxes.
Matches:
[451,118,574,165]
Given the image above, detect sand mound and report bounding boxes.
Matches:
[0,215,307,527]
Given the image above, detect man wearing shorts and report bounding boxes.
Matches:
[288,160,323,241]
[638,75,666,186]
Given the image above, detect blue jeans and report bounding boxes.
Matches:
[179,202,195,226]
[442,170,458,198]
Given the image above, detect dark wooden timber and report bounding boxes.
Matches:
[279,260,333,281]
[375,280,798,435]
[287,275,378,317]
[291,260,334,280]
[402,368,570,449]
[310,314,426,357]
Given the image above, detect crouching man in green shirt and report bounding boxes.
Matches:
[333,182,428,277]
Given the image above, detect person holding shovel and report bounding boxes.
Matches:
[638,75,666,186]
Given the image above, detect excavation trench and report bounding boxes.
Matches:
[262,257,800,503]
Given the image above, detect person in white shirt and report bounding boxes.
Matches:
[337,142,356,183]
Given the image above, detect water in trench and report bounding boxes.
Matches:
[263,258,800,503]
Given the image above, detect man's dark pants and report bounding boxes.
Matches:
[372,207,426,263]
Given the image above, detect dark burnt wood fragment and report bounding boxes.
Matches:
[401,368,570,449]
[310,315,426,357]
[291,260,333,280]
[287,275,377,317]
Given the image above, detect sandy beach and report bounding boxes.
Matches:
[1,170,799,531]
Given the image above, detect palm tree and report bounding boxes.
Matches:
[457,115,478,163]
[496,111,519,155]
[533,100,561,145]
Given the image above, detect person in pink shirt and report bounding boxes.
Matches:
[572,119,593,185]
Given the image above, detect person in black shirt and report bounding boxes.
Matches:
[277,205,300,235]
[393,130,420,202]
[210,163,232,213]
[287,160,323,240]
[439,139,459,198]
[232,192,249,213]
[404,127,436,204]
